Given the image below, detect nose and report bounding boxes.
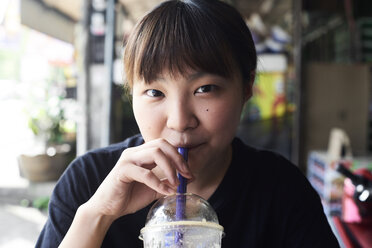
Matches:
[166,98,199,132]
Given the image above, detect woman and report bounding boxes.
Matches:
[36,0,339,247]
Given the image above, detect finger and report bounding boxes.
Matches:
[149,139,193,178]
[137,139,190,174]
[162,146,193,178]
[152,147,180,186]
[126,147,179,186]
[120,139,193,180]
[121,165,176,195]
[160,178,178,191]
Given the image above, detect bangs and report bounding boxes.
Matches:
[124,1,237,87]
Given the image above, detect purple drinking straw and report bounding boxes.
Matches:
[175,147,188,245]
[177,148,188,195]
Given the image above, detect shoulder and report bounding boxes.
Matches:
[38,135,144,246]
[80,134,144,161]
[231,137,315,201]
[71,134,144,172]
[51,134,144,208]
[227,138,339,247]
[68,133,143,178]
[232,137,298,176]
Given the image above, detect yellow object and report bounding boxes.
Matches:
[249,72,286,120]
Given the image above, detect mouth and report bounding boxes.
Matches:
[175,142,204,151]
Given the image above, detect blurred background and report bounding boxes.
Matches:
[0,0,372,247]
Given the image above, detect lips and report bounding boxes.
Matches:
[173,142,204,151]
[167,135,206,151]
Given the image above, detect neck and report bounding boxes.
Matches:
[187,145,232,200]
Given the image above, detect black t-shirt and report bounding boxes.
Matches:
[36,135,340,247]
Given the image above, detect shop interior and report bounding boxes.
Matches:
[0,0,372,247]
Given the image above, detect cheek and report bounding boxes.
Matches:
[132,99,162,140]
[202,100,242,135]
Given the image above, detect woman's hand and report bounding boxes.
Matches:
[60,139,193,248]
[84,138,193,219]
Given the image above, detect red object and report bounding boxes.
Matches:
[333,216,372,248]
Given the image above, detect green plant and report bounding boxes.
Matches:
[27,95,65,146]
[24,76,77,150]
[32,196,50,211]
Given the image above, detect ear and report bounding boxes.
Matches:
[243,71,256,102]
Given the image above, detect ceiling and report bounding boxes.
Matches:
[42,0,83,21]
[41,0,292,26]
[21,0,291,43]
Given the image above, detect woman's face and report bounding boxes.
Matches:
[132,70,250,175]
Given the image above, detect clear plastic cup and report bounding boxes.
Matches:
[139,193,224,248]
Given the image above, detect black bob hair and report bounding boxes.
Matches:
[124,0,257,88]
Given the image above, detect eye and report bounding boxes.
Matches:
[146,89,164,97]
[195,85,217,94]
